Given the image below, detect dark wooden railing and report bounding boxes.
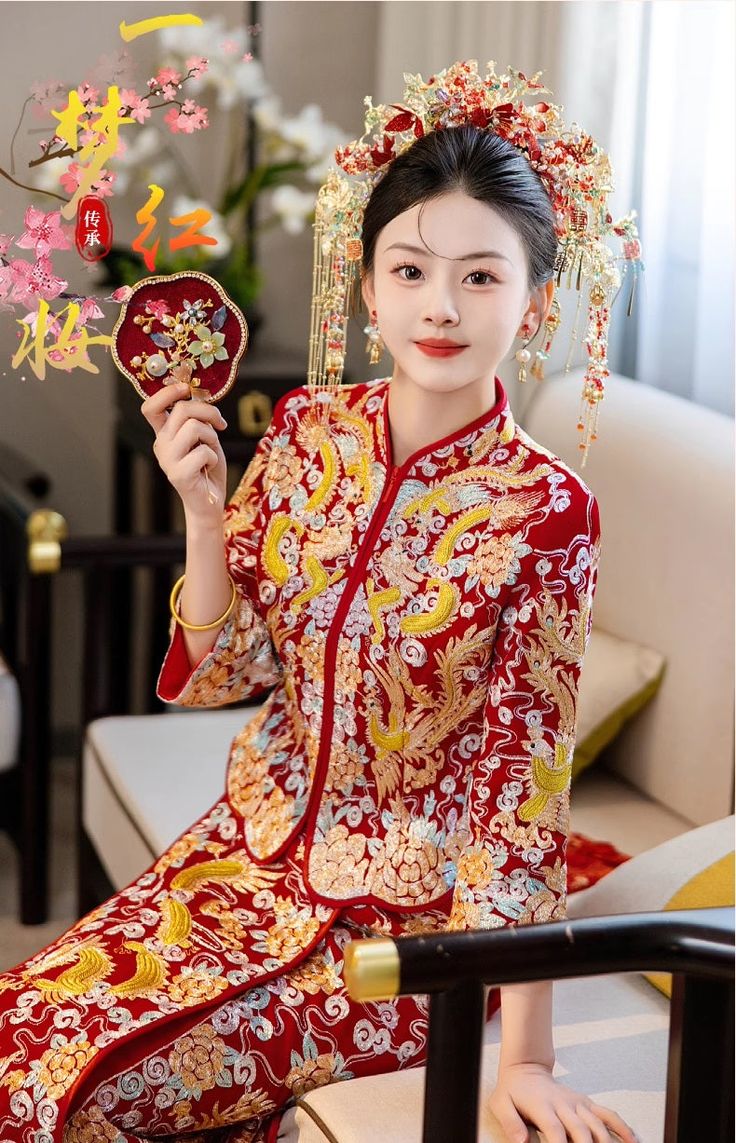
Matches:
[0,461,186,924]
[0,444,56,925]
[345,907,735,1143]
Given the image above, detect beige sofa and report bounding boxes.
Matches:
[82,369,735,1141]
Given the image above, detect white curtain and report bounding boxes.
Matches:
[375,2,567,104]
[635,1,734,415]
[374,1,733,417]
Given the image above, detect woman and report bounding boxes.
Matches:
[0,66,640,1143]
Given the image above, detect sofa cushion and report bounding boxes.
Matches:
[82,709,260,887]
[523,370,734,827]
[647,848,734,997]
[0,652,20,774]
[280,972,668,1142]
[573,628,665,780]
[567,815,735,995]
[567,815,734,917]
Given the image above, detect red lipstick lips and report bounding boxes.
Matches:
[415,338,467,358]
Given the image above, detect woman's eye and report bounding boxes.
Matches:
[393,263,497,285]
[468,270,496,286]
[395,264,422,281]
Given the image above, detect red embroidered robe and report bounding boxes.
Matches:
[160,374,600,924]
[0,375,600,1139]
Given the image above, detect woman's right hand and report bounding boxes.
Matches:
[141,381,229,526]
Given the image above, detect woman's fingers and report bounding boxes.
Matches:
[142,383,227,438]
[177,442,220,476]
[536,1122,566,1143]
[489,1095,529,1143]
[575,1103,620,1143]
[163,417,221,464]
[552,1101,595,1143]
[586,1104,639,1143]
[140,381,192,433]
[163,394,227,441]
[140,383,228,515]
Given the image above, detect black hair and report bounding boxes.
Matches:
[354,124,557,321]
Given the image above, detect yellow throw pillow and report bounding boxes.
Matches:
[646,851,735,997]
[572,628,666,781]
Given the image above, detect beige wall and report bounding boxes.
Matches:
[0,1,380,738]
[258,1,379,378]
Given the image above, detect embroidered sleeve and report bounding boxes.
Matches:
[156,392,291,708]
[447,493,601,931]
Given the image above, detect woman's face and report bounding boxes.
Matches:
[361,190,552,396]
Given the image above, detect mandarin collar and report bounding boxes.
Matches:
[374,375,515,474]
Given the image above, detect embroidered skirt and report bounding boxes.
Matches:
[0,795,494,1141]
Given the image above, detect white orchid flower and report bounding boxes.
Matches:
[158,17,268,110]
[252,94,283,134]
[170,195,232,258]
[31,157,70,195]
[278,104,342,162]
[269,185,315,235]
[159,14,237,58]
[208,58,269,110]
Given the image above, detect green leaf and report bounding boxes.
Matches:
[259,161,306,190]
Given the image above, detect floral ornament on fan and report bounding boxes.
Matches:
[111,270,248,403]
[127,296,229,386]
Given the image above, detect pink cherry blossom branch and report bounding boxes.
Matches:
[0,165,67,203]
[9,95,34,177]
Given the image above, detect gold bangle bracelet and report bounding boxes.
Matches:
[169,573,238,632]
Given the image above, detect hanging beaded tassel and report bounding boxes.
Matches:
[364,312,384,363]
[530,297,562,381]
[307,172,363,400]
[577,282,610,464]
[623,237,644,317]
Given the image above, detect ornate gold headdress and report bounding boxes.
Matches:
[307,60,643,467]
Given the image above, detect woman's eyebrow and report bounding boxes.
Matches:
[384,241,512,264]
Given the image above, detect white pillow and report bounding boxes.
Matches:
[0,652,20,773]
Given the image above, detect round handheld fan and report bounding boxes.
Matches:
[111,270,249,502]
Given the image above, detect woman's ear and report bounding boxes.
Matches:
[361,269,375,316]
[539,280,555,326]
[520,281,555,339]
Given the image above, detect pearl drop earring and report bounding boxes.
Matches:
[515,328,532,383]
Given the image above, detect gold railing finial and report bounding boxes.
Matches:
[27,509,68,574]
[343,938,400,1002]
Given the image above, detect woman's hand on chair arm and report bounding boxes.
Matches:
[489,980,639,1143]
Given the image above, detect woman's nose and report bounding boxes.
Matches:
[421,282,460,325]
